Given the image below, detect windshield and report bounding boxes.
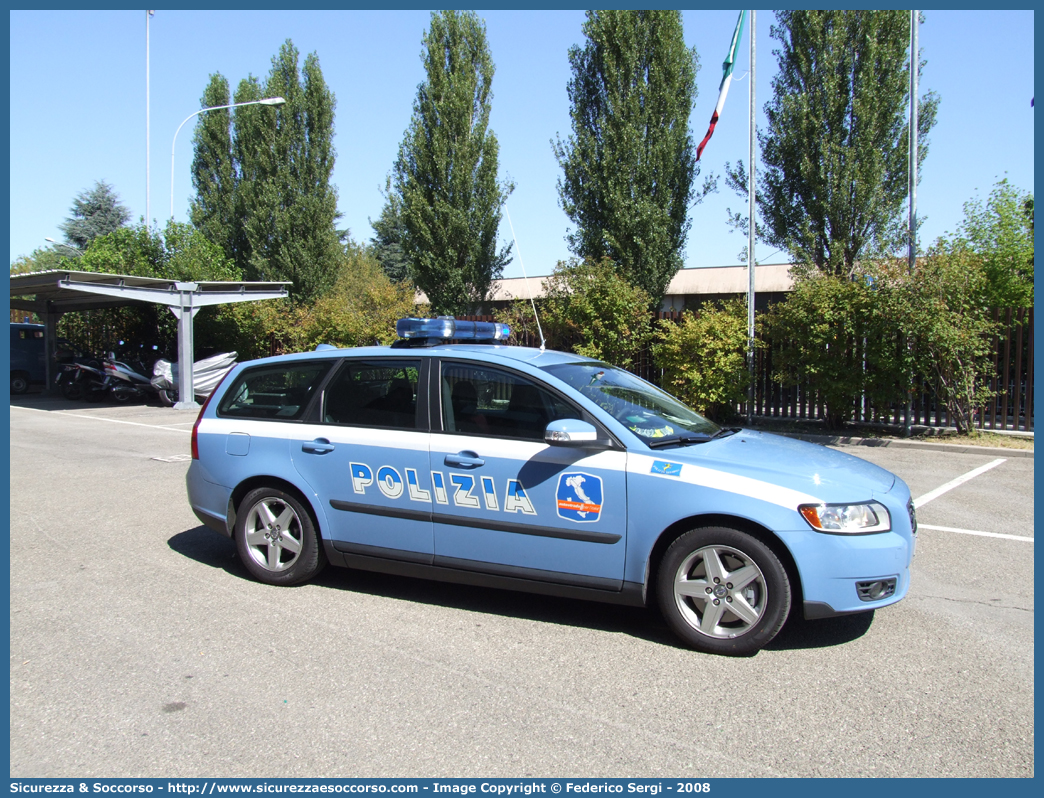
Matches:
[541,362,719,445]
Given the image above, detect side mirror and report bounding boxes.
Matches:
[544,419,599,446]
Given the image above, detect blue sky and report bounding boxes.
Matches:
[8,9,1035,279]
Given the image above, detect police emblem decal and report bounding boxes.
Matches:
[556,472,603,523]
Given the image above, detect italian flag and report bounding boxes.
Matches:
[696,10,747,162]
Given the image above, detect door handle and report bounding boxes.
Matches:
[302,438,335,455]
[445,451,484,469]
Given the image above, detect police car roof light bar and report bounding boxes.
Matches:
[395,317,511,345]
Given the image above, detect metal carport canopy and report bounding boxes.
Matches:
[10,269,290,408]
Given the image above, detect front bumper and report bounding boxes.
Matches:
[780,525,915,619]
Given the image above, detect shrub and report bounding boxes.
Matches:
[872,244,998,434]
[241,245,417,357]
[542,257,654,368]
[652,299,750,422]
[761,267,903,429]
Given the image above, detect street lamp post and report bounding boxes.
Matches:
[169,96,285,220]
[44,238,81,258]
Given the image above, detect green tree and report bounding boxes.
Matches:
[728,11,939,275]
[370,176,410,283]
[190,74,241,264]
[957,179,1034,308]
[190,40,340,303]
[231,239,417,359]
[58,181,131,251]
[393,10,514,316]
[652,300,750,421]
[553,10,702,307]
[11,248,64,275]
[57,222,241,358]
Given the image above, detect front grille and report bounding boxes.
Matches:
[856,578,897,602]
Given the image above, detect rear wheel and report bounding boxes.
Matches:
[235,487,326,586]
[60,377,84,401]
[158,389,176,406]
[657,526,790,656]
[11,371,29,395]
[109,385,135,402]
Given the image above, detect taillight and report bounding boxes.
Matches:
[190,368,232,459]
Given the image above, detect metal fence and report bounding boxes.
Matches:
[15,305,1030,432]
[464,307,1034,433]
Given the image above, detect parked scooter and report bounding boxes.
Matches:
[56,361,108,401]
[103,345,162,403]
[151,351,237,406]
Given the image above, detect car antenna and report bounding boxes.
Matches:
[504,207,545,353]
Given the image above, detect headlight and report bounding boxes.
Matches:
[799,501,891,534]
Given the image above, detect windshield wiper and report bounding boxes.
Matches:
[646,433,713,449]
[646,427,741,449]
[710,427,741,440]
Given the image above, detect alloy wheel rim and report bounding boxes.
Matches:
[244,498,303,572]
[673,545,767,639]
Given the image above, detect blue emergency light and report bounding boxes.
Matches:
[395,317,511,344]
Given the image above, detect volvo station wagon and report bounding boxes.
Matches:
[187,317,916,655]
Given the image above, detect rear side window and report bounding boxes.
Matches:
[323,360,421,430]
[218,361,330,421]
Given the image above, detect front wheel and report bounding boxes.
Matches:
[235,487,326,586]
[657,527,791,656]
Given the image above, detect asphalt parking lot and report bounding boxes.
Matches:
[8,394,1034,778]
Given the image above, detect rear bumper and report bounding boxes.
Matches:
[187,461,233,537]
[192,505,230,536]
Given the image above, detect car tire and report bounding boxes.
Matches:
[11,371,30,395]
[656,526,790,656]
[235,487,326,586]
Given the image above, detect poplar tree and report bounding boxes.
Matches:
[190,40,340,303]
[553,10,701,307]
[393,10,514,316]
[728,10,939,276]
[190,75,240,264]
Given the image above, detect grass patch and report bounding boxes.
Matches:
[743,418,1033,450]
[909,430,1034,450]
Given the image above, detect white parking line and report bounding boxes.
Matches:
[912,458,1006,509]
[11,405,189,433]
[918,524,1033,543]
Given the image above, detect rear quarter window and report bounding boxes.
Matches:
[217,361,331,421]
[323,360,421,429]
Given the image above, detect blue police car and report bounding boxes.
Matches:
[187,317,916,655]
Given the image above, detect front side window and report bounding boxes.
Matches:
[218,361,330,421]
[441,363,580,440]
[541,362,719,444]
[323,360,420,430]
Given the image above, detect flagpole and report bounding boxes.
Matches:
[146,10,151,228]
[904,9,918,436]
[908,10,918,276]
[747,10,756,423]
